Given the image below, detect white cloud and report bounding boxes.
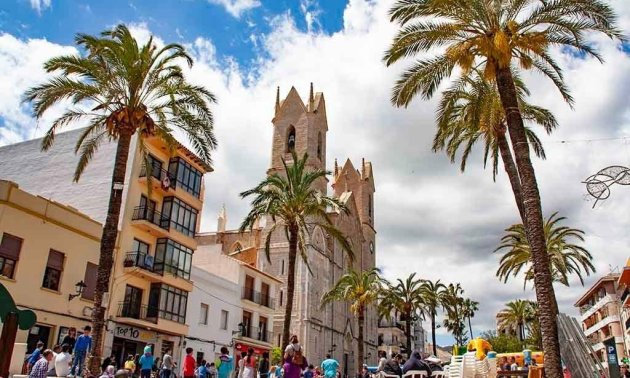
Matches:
[206,0,261,18]
[29,0,51,14]
[1,0,630,345]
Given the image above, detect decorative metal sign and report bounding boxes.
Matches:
[583,165,630,207]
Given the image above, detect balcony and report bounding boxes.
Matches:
[621,289,630,308]
[580,294,615,320]
[131,207,170,237]
[584,315,620,336]
[378,319,405,331]
[626,315,630,331]
[240,326,273,343]
[139,166,177,194]
[117,301,158,324]
[241,287,275,310]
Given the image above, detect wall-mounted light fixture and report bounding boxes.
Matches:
[68,281,87,301]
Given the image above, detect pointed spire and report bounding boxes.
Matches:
[308,82,314,111]
[275,86,280,116]
[334,158,339,177]
[217,204,227,233]
[361,158,365,178]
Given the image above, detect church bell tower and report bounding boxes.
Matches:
[268,83,328,193]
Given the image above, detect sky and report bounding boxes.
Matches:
[1,0,630,348]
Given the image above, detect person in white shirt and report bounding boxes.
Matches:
[47,345,61,376]
[284,335,301,360]
[509,357,519,371]
[55,344,73,377]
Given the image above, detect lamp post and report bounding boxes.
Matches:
[69,281,87,301]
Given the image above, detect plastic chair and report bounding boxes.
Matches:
[403,371,428,378]
[431,372,446,378]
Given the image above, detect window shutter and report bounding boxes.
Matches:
[0,233,23,260]
[82,262,98,300]
[47,250,65,270]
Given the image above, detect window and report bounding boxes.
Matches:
[242,311,252,338]
[168,158,203,198]
[141,154,163,180]
[132,239,150,254]
[317,132,322,160]
[158,284,188,324]
[122,285,143,319]
[281,260,285,275]
[154,238,193,280]
[42,249,64,291]
[261,283,271,307]
[200,303,209,325]
[81,262,98,300]
[368,194,372,218]
[280,290,283,307]
[220,310,229,330]
[0,233,22,279]
[369,242,374,255]
[161,197,198,237]
[131,239,151,267]
[286,126,296,152]
[244,275,255,301]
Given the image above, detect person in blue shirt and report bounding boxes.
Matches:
[139,346,155,378]
[216,347,233,378]
[27,341,45,372]
[70,325,92,377]
[321,355,339,378]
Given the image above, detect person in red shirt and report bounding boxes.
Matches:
[183,348,196,378]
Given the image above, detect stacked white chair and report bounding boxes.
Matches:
[461,352,477,378]
[402,371,428,378]
[431,371,446,378]
[485,357,497,378]
[448,355,464,378]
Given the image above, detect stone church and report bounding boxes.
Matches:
[197,85,378,374]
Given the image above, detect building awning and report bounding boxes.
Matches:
[234,342,270,355]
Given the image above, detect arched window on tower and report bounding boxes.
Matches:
[286,126,296,153]
[317,132,322,160]
[368,194,373,218]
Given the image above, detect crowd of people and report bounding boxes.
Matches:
[26,325,93,378]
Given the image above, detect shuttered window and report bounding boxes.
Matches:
[0,233,22,279]
[42,249,64,291]
[82,262,98,300]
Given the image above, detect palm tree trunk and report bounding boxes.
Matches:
[357,307,365,376]
[431,312,437,356]
[87,131,133,376]
[282,224,298,349]
[495,66,562,378]
[468,316,474,339]
[497,131,525,223]
[405,314,412,355]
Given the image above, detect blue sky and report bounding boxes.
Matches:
[1,0,630,351]
[1,0,346,68]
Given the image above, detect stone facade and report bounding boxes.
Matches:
[198,85,378,375]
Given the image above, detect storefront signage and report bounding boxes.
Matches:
[114,325,157,343]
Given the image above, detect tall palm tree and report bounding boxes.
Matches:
[497,300,536,342]
[240,152,353,347]
[380,273,424,355]
[442,283,467,345]
[495,212,595,288]
[434,70,557,222]
[419,279,447,356]
[321,268,384,374]
[383,2,623,375]
[461,298,479,340]
[23,24,216,374]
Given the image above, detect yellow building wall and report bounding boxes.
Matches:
[0,180,101,348]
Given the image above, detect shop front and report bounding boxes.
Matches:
[104,322,181,368]
[233,341,271,366]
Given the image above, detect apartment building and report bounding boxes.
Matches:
[0,180,101,353]
[618,259,630,355]
[575,274,627,370]
[377,310,407,358]
[184,265,241,365]
[0,128,212,365]
[193,238,280,364]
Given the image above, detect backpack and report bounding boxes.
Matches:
[291,346,304,366]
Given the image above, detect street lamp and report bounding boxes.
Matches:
[68,281,87,301]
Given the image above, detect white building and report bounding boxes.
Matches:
[184,265,241,365]
[191,239,281,365]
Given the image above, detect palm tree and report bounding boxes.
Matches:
[240,152,353,347]
[419,279,447,356]
[442,283,467,345]
[383,2,623,375]
[380,273,424,355]
[23,24,216,374]
[495,212,595,288]
[497,300,536,342]
[461,298,479,340]
[434,70,557,222]
[321,268,384,374]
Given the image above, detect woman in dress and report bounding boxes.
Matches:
[241,348,257,378]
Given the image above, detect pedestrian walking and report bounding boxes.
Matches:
[70,325,92,377]
[182,348,196,378]
[258,352,270,378]
[139,346,154,378]
[283,336,307,378]
[241,348,256,378]
[320,355,338,378]
[216,347,233,378]
[161,350,174,378]
[124,355,136,374]
[30,350,54,378]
